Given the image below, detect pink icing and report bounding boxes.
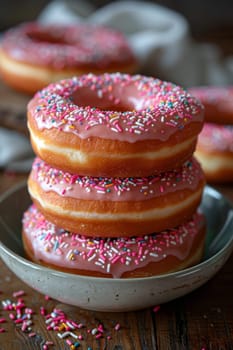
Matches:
[198,123,233,152]
[2,22,135,69]
[22,205,205,278]
[28,73,204,142]
[189,86,233,112]
[31,157,204,202]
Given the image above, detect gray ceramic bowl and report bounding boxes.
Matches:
[0,183,233,312]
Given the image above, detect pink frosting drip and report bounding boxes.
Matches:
[2,22,135,68]
[198,123,233,152]
[28,73,204,142]
[31,157,204,202]
[22,205,205,278]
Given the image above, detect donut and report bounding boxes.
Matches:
[188,86,233,125]
[22,204,206,278]
[0,22,137,94]
[27,73,204,177]
[28,157,205,237]
[188,86,233,182]
[195,123,233,183]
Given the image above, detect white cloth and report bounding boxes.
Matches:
[1,0,233,171]
[39,0,233,86]
[0,128,33,172]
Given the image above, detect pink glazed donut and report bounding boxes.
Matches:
[189,86,233,182]
[189,86,233,125]
[22,204,206,278]
[28,157,205,237]
[27,73,204,177]
[195,123,233,183]
[0,22,137,94]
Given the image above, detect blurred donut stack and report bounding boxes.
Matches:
[189,86,233,184]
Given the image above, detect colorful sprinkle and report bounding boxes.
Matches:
[22,206,205,278]
[31,157,204,201]
[28,73,204,143]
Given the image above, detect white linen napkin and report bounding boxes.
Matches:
[1,0,233,172]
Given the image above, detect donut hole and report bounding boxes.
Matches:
[71,86,150,112]
[27,31,67,45]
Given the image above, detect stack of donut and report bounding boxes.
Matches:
[189,86,233,183]
[0,22,138,94]
[22,73,206,278]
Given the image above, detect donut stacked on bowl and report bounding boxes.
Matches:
[0,22,138,94]
[189,86,233,183]
[22,73,206,278]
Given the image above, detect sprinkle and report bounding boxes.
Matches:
[114,323,121,331]
[91,328,98,335]
[76,322,84,329]
[98,324,104,333]
[40,306,46,315]
[153,305,161,313]
[28,332,36,337]
[45,318,53,324]
[95,333,102,339]
[32,156,202,209]
[30,73,203,147]
[23,204,204,278]
[14,318,23,324]
[12,290,25,298]
[57,331,71,339]
[69,331,78,339]
[66,321,76,330]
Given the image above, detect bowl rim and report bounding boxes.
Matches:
[0,181,233,283]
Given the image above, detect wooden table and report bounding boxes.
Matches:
[0,83,233,350]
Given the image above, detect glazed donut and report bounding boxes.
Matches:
[195,123,233,183]
[22,204,206,278]
[189,86,233,125]
[27,73,204,177]
[28,157,205,237]
[0,22,137,94]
